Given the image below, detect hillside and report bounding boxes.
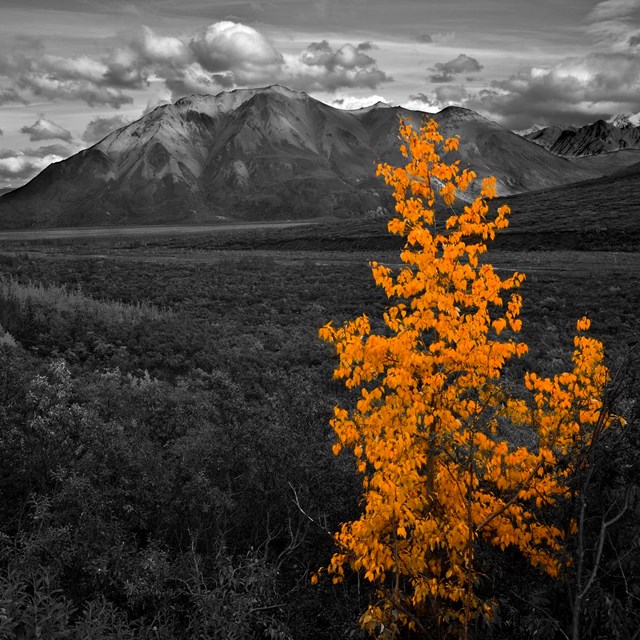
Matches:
[492,159,640,250]
[0,85,606,229]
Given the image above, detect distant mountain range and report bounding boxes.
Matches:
[523,115,640,157]
[0,85,635,229]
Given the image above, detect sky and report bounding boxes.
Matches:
[0,0,639,188]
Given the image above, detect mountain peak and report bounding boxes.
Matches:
[437,105,485,121]
[607,112,640,128]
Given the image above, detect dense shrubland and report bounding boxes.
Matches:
[0,125,639,639]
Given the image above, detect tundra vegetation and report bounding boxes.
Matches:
[0,121,638,640]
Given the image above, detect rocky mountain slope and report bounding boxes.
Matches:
[0,85,608,229]
[524,118,640,157]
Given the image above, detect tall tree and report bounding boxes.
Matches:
[317,119,614,639]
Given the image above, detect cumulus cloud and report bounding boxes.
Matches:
[20,117,73,143]
[330,94,388,110]
[406,86,469,111]
[434,85,470,104]
[82,115,132,144]
[284,40,390,92]
[429,54,483,83]
[0,40,133,108]
[403,92,440,112]
[0,22,391,109]
[103,48,148,89]
[464,51,640,128]
[164,63,232,99]
[190,21,283,79]
[133,26,190,65]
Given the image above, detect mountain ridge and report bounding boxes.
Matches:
[0,85,615,229]
[523,118,640,157]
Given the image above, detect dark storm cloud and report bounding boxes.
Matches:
[415,34,433,43]
[20,117,73,143]
[629,34,640,45]
[429,54,483,83]
[82,115,133,143]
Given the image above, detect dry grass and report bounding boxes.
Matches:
[0,277,168,325]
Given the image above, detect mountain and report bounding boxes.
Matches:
[524,119,640,157]
[523,125,573,151]
[0,85,604,229]
[607,112,640,128]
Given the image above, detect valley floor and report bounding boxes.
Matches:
[0,227,638,640]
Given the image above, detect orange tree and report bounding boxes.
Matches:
[317,119,614,639]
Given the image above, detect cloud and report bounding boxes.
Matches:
[330,94,388,110]
[0,47,134,108]
[175,22,389,96]
[404,92,440,112]
[0,128,3,135]
[0,21,391,108]
[0,87,28,105]
[284,40,390,92]
[434,85,470,104]
[406,86,469,111]
[429,54,483,83]
[629,34,640,45]
[132,26,190,65]
[586,0,640,46]
[415,33,433,43]
[464,51,640,128]
[0,146,71,184]
[20,117,73,143]
[431,32,456,44]
[103,48,148,89]
[164,63,232,99]
[190,21,283,79]
[587,0,640,22]
[82,115,132,143]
